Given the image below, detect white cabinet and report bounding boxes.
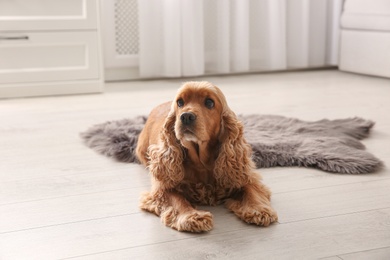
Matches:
[0,0,99,31]
[0,0,103,98]
[0,31,100,83]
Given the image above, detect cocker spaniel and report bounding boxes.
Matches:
[136,81,278,232]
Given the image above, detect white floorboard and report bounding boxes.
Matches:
[0,70,389,259]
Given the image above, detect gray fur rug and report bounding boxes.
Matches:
[81,115,383,174]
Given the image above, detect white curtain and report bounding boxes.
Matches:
[138,0,343,78]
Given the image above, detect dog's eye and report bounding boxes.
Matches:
[177,98,184,108]
[205,98,214,109]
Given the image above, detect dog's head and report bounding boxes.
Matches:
[154,81,252,189]
[172,81,225,145]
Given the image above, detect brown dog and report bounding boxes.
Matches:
[136,81,278,232]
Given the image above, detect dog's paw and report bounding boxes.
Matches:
[139,191,162,215]
[173,210,214,232]
[241,206,278,227]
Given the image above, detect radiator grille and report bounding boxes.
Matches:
[114,0,138,55]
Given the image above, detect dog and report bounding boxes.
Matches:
[136,81,278,232]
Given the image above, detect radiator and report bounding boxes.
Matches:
[101,0,139,80]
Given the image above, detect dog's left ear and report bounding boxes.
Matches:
[147,106,185,189]
[214,107,253,189]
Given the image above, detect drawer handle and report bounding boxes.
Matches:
[0,35,29,40]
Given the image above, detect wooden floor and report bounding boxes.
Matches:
[1,70,390,259]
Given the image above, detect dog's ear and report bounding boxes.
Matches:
[214,107,253,189]
[147,106,185,189]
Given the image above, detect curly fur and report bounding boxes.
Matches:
[214,110,253,189]
[134,82,278,232]
[147,110,185,189]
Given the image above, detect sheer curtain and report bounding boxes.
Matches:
[138,0,343,78]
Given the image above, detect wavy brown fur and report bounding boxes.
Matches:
[131,82,278,232]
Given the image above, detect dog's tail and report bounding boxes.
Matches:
[80,116,147,163]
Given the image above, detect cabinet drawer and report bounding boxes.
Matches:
[0,31,100,84]
[0,0,98,31]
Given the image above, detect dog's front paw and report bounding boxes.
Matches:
[166,210,213,232]
[241,206,278,227]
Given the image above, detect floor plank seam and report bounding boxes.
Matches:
[0,169,149,183]
[57,228,240,260]
[0,186,151,206]
[336,245,390,258]
[0,212,143,235]
[58,241,186,260]
[271,176,390,195]
[278,206,390,225]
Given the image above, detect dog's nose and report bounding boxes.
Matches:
[180,112,196,125]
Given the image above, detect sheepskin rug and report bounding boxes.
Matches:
[81,115,383,174]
